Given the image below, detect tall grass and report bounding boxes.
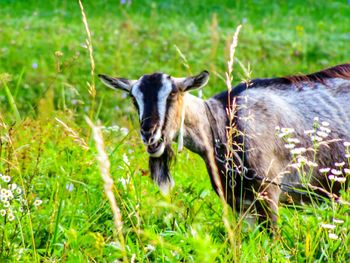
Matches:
[86,117,128,262]
[78,0,96,120]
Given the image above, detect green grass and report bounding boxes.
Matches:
[0,0,350,262]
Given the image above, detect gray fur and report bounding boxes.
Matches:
[100,66,350,229]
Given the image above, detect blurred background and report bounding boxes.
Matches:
[1,0,350,122]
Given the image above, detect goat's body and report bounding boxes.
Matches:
[101,63,350,228]
[183,73,350,223]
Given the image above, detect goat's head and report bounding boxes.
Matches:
[98,71,209,193]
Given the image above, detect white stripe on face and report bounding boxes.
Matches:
[157,75,173,127]
[131,77,144,121]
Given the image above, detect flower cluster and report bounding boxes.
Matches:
[0,174,22,221]
[276,118,349,185]
[317,141,350,184]
[306,118,331,144]
[0,173,42,222]
[275,125,316,169]
[320,217,345,240]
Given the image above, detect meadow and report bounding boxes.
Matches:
[0,0,350,262]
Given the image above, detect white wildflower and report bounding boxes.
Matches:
[289,163,302,169]
[328,233,339,240]
[344,168,350,174]
[120,127,129,136]
[319,126,331,133]
[319,168,331,173]
[321,223,336,229]
[297,156,308,164]
[316,131,328,138]
[335,177,346,183]
[335,162,345,167]
[343,141,350,147]
[8,213,15,221]
[278,132,288,138]
[3,201,10,208]
[333,218,344,224]
[145,244,156,252]
[307,161,318,167]
[313,117,319,122]
[285,143,295,149]
[275,126,281,131]
[0,209,6,216]
[345,154,350,158]
[331,169,342,176]
[321,121,330,127]
[311,135,323,142]
[281,128,295,134]
[291,147,307,155]
[287,138,300,144]
[7,191,14,200]
[2,175,11,183]
[16,188,22,194]
[328,175,346,183]
[328,174,336,180]
[33,199,42,207]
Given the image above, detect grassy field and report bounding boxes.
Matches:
[0,0,350,262]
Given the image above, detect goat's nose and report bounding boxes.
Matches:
[148,136,156,145]
[140,129,157,145]
[140,129,152,143]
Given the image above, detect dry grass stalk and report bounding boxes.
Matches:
[174,45,192,75]
[78,0,96,99]
[55,118,89,150]
[226,25,242,94]
[220,25,243,254]
[86,117,128,262]
[173,44,205,98]
[226,25,242,124]
[201,25,243,254]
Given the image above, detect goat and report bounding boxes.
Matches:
[99,63,350,228]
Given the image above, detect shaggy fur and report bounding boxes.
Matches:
[149,145,175,194]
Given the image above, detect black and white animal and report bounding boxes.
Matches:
[99,64,350,227]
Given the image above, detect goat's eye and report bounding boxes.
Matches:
[169,91,176,97]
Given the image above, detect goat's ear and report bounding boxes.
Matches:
[98,74,135,92]
[174,70,210,92]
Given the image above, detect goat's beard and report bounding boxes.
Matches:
[149,144,175,195]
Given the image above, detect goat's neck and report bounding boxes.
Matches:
[181,93,229,197]
[181,93,216,156]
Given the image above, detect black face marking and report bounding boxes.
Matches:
[137,73,164,131]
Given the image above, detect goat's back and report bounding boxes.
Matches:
[234,77,350,195]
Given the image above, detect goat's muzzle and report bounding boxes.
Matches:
[140,126,165,158]
[146,136,165,157]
